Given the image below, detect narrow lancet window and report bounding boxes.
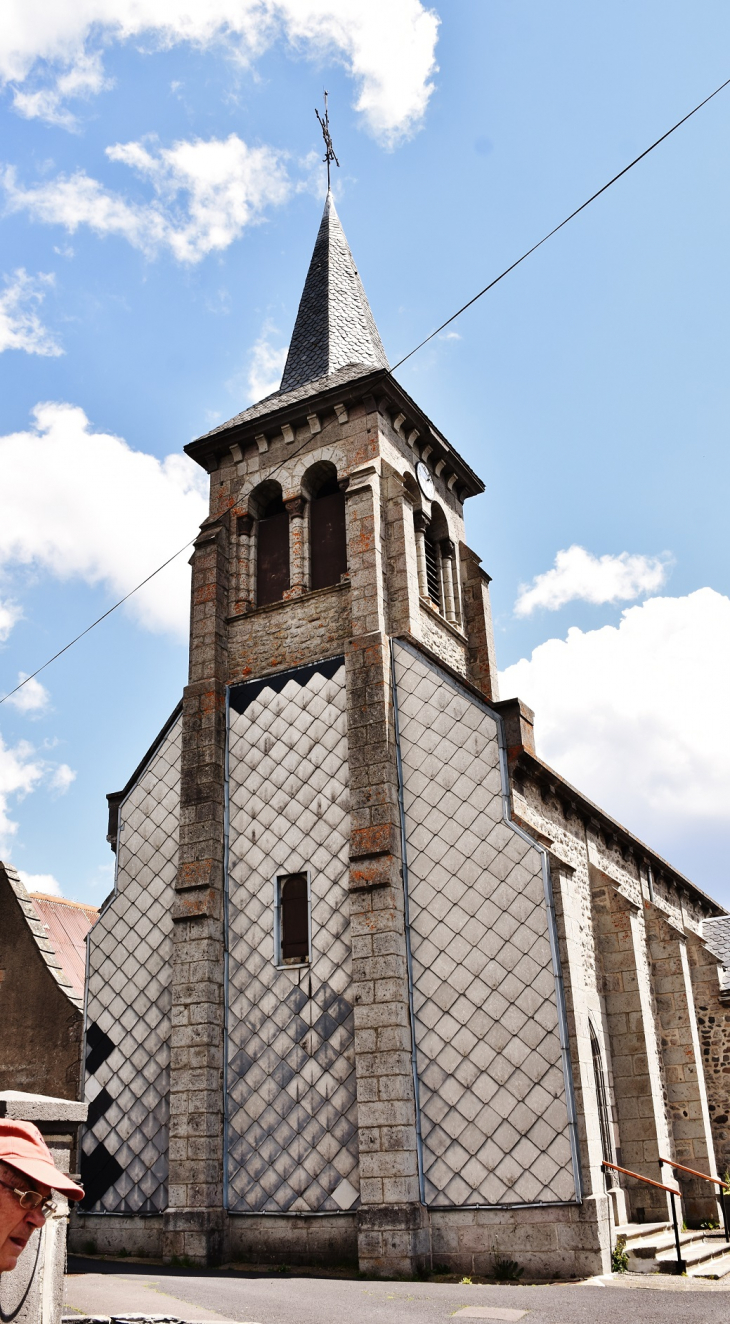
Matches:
[590,1022,614,1181]
[278,872,310,964]
[310,474,347,590]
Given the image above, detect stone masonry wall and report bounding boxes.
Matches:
[510,754,725,1227]
[690,937,730,1187]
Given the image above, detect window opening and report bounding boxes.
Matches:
[423,526,441,608]
[257,493,289,606]
[310,475,347,591]
[590,1022,614,1184]
[277,872,310,965]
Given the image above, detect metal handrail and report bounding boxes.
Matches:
[602,1160,685,1273]
[659,1157,730,1241]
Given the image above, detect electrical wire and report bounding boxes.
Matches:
[391,73,730,370]
[0,539,194,706]
[3,75,729,705]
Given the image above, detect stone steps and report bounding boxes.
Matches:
[688,1252,730,1280]
[615,1221,730,1276]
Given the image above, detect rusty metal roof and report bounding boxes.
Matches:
[29,893,98,1002]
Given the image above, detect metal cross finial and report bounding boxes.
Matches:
[315,90,340,191]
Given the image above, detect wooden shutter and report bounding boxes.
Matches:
[310,489,347,591]
[281,873,309,962]
[257,511,289,605]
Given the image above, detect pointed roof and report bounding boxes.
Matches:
[279,190,389,394]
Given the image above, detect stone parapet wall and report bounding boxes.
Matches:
[228,581,351,683]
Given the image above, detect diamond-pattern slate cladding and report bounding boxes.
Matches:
[81,714,181,1213]
[226,661,359,1213]
[393,643,575,1207]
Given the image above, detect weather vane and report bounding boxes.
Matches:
[315,90,340,191]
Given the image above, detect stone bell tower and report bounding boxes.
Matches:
[165,190,499,1271]
[161,189,579,1275]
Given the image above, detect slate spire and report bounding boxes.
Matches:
[279,190,389,394]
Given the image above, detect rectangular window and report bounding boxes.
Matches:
[274,871,311,966]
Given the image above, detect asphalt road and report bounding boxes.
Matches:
[65,1257,730,1324]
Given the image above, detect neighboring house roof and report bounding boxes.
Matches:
[703,916,730,990]
[0,864,89,1011]
[29,893,98,1002]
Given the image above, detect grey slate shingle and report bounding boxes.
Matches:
[195,192,388,444]
[280,189,389,393]
[703,915,730,989]
[197,362,378,440]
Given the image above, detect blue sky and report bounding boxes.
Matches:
[1,1,729,908]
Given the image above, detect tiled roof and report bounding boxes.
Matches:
[195,362,378,441]
[703,915,730,989]
[1,863,95,1010]
[29,893,97,1002]
[194,192,388,444]
[280,190,388,393]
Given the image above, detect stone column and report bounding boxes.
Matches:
[164,514,229,1266]
[284,494,306,597]
[231,513,253,615]
[383,468,420,638]
[0,1092,87,1324]
[439,539,457,623]
[413,511,429,599]
[647,912,721,1223]
[344,462,430,1277]
[591,875,674,1221]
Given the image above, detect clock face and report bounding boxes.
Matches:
[416,461,435,500]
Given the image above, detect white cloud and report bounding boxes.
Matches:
[0,401,208,638]
[17,869,64,897]
[3,133,291,263]
[0,600,22,642]
[49,762,75,793]
[3,673,50,714]
[246,322,288,402]
[500,589,730,840]
[0,269,63,356]
[0,735,44,853]
[12,51,108,129]
[0,1,439,144]
[515,545,671,617]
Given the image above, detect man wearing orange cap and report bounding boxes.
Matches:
[0,1120,84,1274]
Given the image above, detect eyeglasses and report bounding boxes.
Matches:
[0,1179,55,1216]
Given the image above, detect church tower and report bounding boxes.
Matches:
[83,188,704,1280]
[164,189,579,1272]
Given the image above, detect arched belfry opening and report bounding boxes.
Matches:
[304,461,347,591]
[250,480,288,606]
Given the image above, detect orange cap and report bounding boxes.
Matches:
[0,1121,84,1200]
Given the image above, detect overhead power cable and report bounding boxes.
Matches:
[0,539,194,707]
[391,74,730,369]
[2,75,729,705]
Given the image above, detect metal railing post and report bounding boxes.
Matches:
[669,1191,685,1274]
[660,1155,730,1244]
